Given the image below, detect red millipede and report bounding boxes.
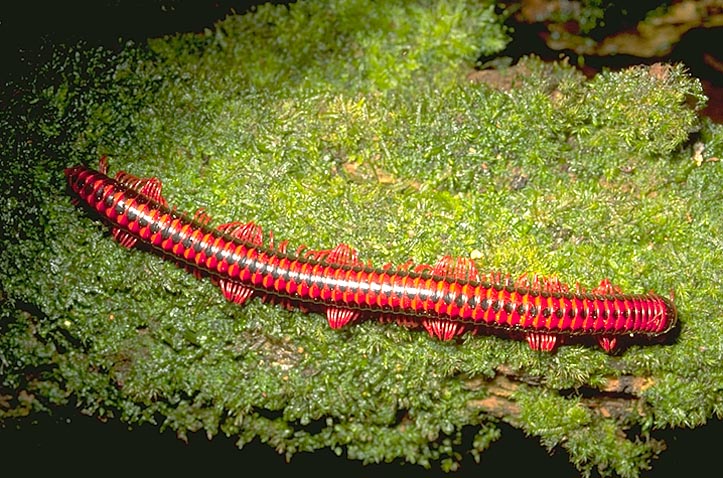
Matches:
[65,158,678,353]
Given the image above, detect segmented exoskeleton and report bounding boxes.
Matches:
[65,159,678,352]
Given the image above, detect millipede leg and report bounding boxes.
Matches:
[526,332,558,352]
[324,244,361,329]
[422,318,464,341]
[598,336,617,352]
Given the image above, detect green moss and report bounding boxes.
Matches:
[0,1,720,476]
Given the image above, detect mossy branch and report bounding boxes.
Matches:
[467,365,654,424]
[2,2,722,477]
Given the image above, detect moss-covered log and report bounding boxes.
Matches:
[2,1,723,477]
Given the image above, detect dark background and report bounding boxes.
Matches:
[5,403,722,477]
[1,2,721,476]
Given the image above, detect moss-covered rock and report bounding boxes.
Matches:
[1,1,721,477]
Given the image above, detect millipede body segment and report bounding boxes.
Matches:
[65,159,678,352]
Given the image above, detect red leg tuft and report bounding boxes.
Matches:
[423,318,463,341]
[219,279,254,305]
[598,336,617,353]
[593,278,622,295]
[111,228,138,249]
[526,332,558,352]
[99,156,109,174]
[218,221,264,246]
[432,255,480,282]
[326,307,359,329]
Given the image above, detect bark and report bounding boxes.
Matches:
[465,365,655,425]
